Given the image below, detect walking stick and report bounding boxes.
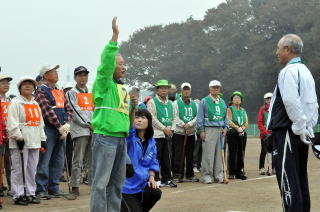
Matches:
[179,132,188,181]
[220,135,229,184]
[63,146,77,200]
[20,150,27,198]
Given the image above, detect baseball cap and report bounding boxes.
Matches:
[74,66,89,75]
[209,80,221,87]
[39,65,60,77]
[0,75,13,82]
[181,82,191,89]
[264,92,273,99]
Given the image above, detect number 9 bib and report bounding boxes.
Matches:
[24,104,41,126]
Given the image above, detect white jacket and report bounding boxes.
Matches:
[268,57,319,135]
[7,95,46,149]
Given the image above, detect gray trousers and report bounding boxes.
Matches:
[11,149,39,199]
[201,127,223,183]
[70,136,92,187]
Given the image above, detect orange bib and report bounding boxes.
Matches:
[1,101,10,121]
[52,89,65,108]
[77,93,93,111]
[24,104,41,126]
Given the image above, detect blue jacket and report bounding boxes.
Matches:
[122,127,159,194]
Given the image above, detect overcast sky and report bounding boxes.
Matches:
[0,0,224,95]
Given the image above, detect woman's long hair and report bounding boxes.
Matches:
[135,109,154,141]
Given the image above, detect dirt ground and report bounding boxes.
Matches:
[2,138,320,212]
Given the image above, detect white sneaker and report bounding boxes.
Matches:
[156,181,162,187]
[259,168,266,175]
[193,167,200,173]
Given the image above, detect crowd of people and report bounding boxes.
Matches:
[0,18,317,212]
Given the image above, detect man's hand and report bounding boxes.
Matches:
[183,124,190,130]
[200,131,206,141]
[111,17,119,42]
[300,129,312,145]
[237,127,243,133]
[163,127,173,137]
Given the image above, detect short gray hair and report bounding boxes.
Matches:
[279,34,303,54]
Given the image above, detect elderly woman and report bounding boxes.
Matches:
[227,91,248,180]
[121,109,161,212]
[7,77,46,205]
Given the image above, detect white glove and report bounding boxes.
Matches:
[300,129,312,145]
[59,123,70,136]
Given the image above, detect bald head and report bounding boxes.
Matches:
[278,34,303,55]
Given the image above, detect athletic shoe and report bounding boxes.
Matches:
[193,167,200,173]
[36,192,51,200]
[185,177,200,183]
[156,181,162,187]
[214,178,224,183]
[27,196,40,204]
[161,180,178,188]
[82,176,89,185]
[14,196,28,206]
[228,174,235,179]
[259,168,266,175]
[71,187,80,196]
[48,190,65,198]
[0,190,4,197]
[236,174,247,180]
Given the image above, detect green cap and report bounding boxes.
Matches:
[230,91,244,102]
[155,80,171,88]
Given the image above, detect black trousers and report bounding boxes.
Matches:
[227,130,247,175]
[121,186,162,212]
[193,134,202,169]
[172,134,195,179]
[259,139,274,170]
[273,129,310,212]
[155,137,172,182]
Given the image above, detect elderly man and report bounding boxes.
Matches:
[267,34,318,212]
[35,65,73,199]
[197,80,229,184]
[147,80,177,188]
[172,83,198,182]
[90,18,138,212]
[66,66,93,196]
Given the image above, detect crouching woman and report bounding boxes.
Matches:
[7,77,46,205]
[121,109,162,212]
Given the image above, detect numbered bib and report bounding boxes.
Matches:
[24,104,41,126]
[77,93,93,111]
[117,84,130,115]
[52,89,65,108]
[1,101,10,121]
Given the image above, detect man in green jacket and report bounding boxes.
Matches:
[90,17,138,212]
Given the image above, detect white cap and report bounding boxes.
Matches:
[17,76,37,89]
[0,75,13,82]
[62,82,74,91]
[181,82,191,89]
[264,92,273,99]
[39,65,60,77]
[209,80,221,87]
